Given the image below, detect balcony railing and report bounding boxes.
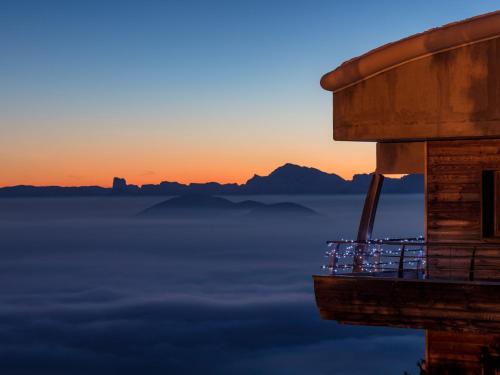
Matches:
[322,237,426,279]
[322,238,500,281]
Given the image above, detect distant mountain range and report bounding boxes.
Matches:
[0,163,423,197]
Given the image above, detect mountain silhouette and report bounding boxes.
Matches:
[0,163,423,197]
[243,163,347,194]
[138,194,318,218]
[141,195,242,213]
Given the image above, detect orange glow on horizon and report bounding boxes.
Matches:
[1,119,376,188]
[0,161,377,188]
[1,152,376,188]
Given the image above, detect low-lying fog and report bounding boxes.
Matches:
[0,194,424,374]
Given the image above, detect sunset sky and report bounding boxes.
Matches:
[2,0,499,187]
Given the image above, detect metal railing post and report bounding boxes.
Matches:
[419,244,425,279]
[416,247,421,279]
[424,244,429,279]
[398,245,406,278]
[374,243,381,273]
[328,243,340,272]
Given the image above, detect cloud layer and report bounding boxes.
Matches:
[0,195,425,374]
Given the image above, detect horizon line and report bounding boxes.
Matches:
[0,163,409,189]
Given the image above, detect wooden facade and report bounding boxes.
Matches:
[427,139,500,243]
[427,140,500,281]
[330,36,500,142]
[317,10,500,375]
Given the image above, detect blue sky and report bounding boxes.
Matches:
[1,0,499,186]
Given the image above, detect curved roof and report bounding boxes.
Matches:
[320,10,500,93]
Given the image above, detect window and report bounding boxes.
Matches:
[482,170,500,238]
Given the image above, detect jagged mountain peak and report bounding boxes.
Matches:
[270,163,332,176]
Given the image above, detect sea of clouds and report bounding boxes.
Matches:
[0,194,424,374]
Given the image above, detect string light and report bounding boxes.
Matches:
[321,236,426,277]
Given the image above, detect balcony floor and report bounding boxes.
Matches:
[313,274,500,333]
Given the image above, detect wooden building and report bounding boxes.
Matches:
[315,11,500,374]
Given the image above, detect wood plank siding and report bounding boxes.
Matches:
[427,139,500,281]
[427,331,500,374]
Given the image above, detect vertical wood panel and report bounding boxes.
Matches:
[427,139,500,280]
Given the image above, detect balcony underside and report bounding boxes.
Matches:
[313,275,500,333]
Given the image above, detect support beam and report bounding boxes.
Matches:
[353,173,384,272]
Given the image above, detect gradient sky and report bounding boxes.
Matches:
[1,0,499,186]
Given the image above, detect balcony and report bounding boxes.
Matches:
[313,238,500,333]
